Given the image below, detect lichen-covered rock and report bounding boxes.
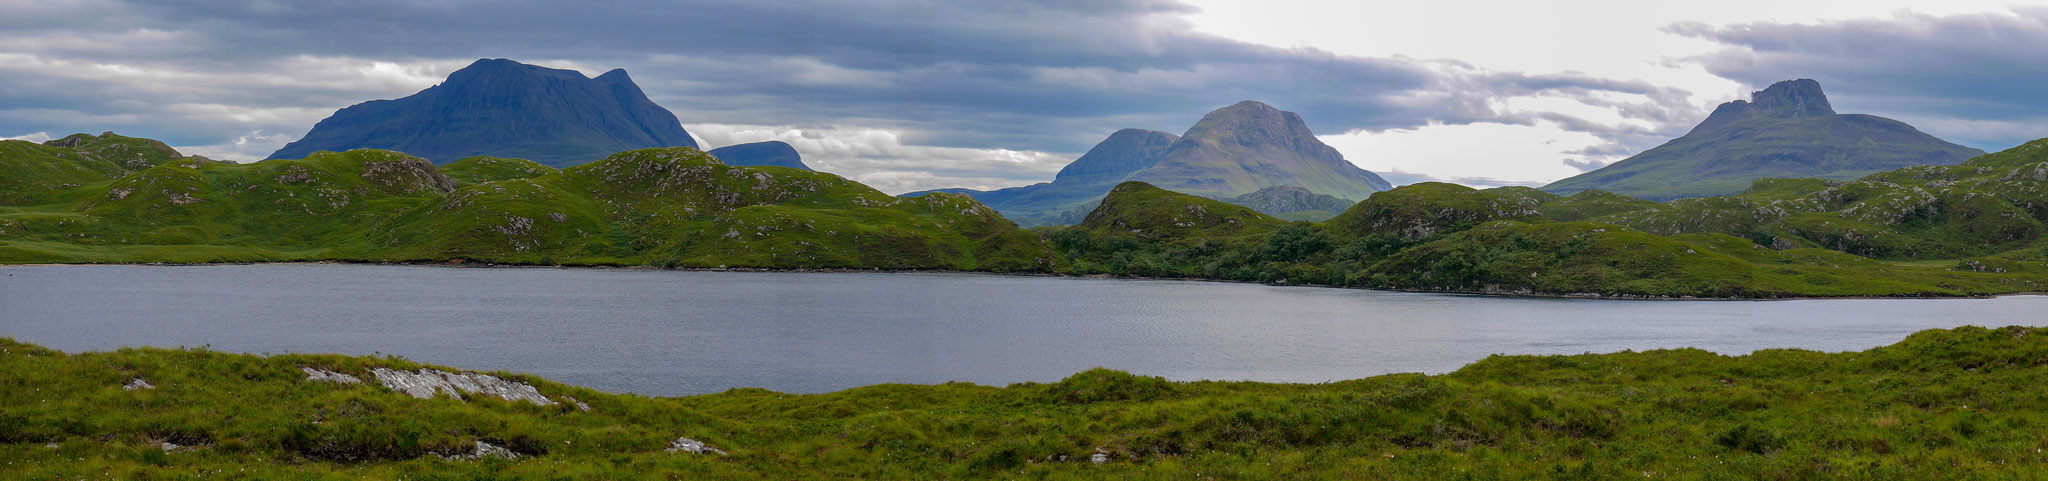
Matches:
[301,367,362,384]
[443,441,519,460]
[370,368,554,406]
[666,437,727,455]
[123,378,154,391]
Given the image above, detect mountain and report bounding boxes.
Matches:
[1128,101,1390,199]
[1221,185,1355,221]
[909,101,1389,226]
[268,58,698,167]
[1542,79,1984,200]
[904,128,1179,225]
[708,141,810,170]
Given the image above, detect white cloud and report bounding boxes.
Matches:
[1323,121,1607,187]
[172,130,296,162]
[3,132,53,143]
[687,123,1074,194]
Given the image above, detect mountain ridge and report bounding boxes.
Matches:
[268,58,698,167]
[910,101,1388,225]
[1543,79,1983,200]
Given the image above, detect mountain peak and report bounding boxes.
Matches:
[1749,79,1833,118]
[1132,100,1390,199]
[1051,128,1179,184]
[1544,78,1981,200]
[269,58,697,166]
[1691,78,1837,133]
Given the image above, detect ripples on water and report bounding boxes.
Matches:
[3,264,2043,396]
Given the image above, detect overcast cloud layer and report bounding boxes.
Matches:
[1,1,2042,192]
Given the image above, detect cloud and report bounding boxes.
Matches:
[1668,7,2048,148]
[172,130,297,162]
[0,1,1706,171]
[687,123,1073,194]
[4,132,53,143]
[1320,121,1610,186]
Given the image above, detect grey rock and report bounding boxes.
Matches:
[666,437,727,455]
[123,378,154,391]
[371,368,554,406]
[301,367,362,384]
[445,441,519,461]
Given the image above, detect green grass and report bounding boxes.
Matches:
[6,326,2048,478]
[0,145,1058,272]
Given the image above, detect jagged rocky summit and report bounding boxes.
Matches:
[268,58,698,167]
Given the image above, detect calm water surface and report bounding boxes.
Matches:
[4,264,2044,396]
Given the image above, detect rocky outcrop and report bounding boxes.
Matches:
[359,154,458,195]
[123,378,154,391]
[370,368,554,406]
[301,367,362,384]
[444,441,520,460]
[666,437,727,455]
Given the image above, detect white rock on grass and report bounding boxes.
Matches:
[444,441,520,461]
[301,367,362,384]
[370,368,554,406]
[122,378,154,391]
[666,437,727,455]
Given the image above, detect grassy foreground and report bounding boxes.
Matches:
[6,326,2048,479]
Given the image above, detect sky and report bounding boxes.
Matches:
[2,0,2045,194]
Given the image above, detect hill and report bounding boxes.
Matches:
[0,141,1056,272]
[1046,137,2048,296]
[707,141,810,170]
[911,102,1388,226]
[1543,79,1983,200]
[0,132,191,205]
[267,59,698,167]
[1220,185,1354,221]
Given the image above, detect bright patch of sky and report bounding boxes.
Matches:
[1185,0,2024,185]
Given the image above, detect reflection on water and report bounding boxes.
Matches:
[3,264,2043,396]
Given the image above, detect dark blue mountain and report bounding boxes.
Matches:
[269,58,698,166]
[709,141,810,170]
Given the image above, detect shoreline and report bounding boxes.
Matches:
[4,259,2040,301]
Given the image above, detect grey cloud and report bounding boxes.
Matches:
[0,0,1700,190]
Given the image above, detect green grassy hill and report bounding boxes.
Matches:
[0,141,1057,272]
[1046,137,2048,296]
[7,325,2048,478]
[10,131,2048,298]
